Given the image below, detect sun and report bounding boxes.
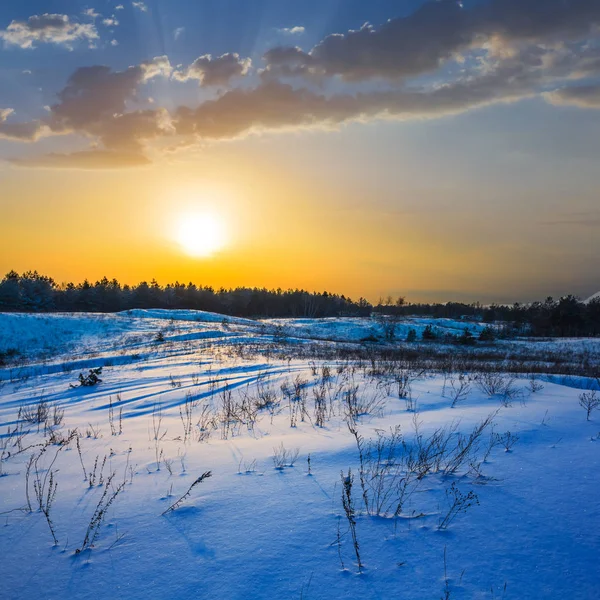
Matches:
[176,212,227,257]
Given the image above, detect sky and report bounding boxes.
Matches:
[0,0,599,304]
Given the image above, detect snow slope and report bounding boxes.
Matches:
[584,291,600,304]
[0,312,599,599]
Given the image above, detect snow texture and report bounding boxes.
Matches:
[0,311,599,599]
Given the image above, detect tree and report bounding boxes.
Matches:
[478,326,496,342]
[422,324,437,341]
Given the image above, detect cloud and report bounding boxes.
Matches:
[103,18,119,27]
[174,27,185,40]
[82,9,100,19]
[174,53,252,86]
[263,0,600,82]
[132,2,148,13]
[544,42,600,79]
[5,1,600,169]
[545,84,600,108]
[2,56,172,164]
[175,52,543,141]
[0,13,99,49]
[140,55,173,80]
[45,58,172,139]
[277,26,305,35]
[0,42,583,167]
[0,108,49,141]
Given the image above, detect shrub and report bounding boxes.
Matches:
[340,469,363,572]
[438,482,479,530]
[579,390,600,421]
[161,471,212,516]
[422,324,437,341]
[478,326,496,342]
[457,329,476,346]
[72,367,103,388]
[272,443,300,469]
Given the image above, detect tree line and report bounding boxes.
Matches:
[0,270,371,318]
[0,270,598,337]
[373,294,600,337]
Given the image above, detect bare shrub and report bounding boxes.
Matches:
[313,383,327,427]
[238,387,259,433]
[27,430,76,543]
[152,404,167,470]
[163,457,174,476]
[438,482,479,530]
[527,373,544,393]
[496,431,519,452]
[475,371,520,406]
[340,469,363,572]
[281,376,309,427]
[448,374,471,408]
[272,442,300,469]
[442,412,497,475]
[20,397,50,428]
[86,423,101,439]
[76,435,87,481]
[220,384,240,439]
[579,390,600,421]
[39,470,59,544]
[162,471,212,516]
[180,391,194,443]
[343,385,386,423]
[238,458,258,474]
[196,404,217,442]
[108,395,122,436]
[348,424,418,517]
[76,473,126,553]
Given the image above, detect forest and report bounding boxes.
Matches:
[0,270,598,337]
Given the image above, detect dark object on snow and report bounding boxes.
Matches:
[71,367,103,388]
[162,471,212,516]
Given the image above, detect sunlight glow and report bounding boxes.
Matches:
[176,212,228,257]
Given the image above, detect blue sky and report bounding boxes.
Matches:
[0,0,599,301]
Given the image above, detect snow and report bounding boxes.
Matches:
[584,291,600,304]
[0,311,599,599]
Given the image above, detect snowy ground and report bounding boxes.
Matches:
[0,311,599,599]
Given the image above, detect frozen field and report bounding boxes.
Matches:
[0,311,599,599]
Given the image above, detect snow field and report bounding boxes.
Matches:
[0,312,599,599]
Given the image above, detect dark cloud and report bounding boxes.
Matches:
[176,52,541,141]
[2,58,172,166]
[0,13,98,49]
[0,108,47,141]
[1,57,171,147]
[264,0,600,82]
[48,56,171,133]
[546,84,600,108]
[4,1,600,168]
[173,53,251,86]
